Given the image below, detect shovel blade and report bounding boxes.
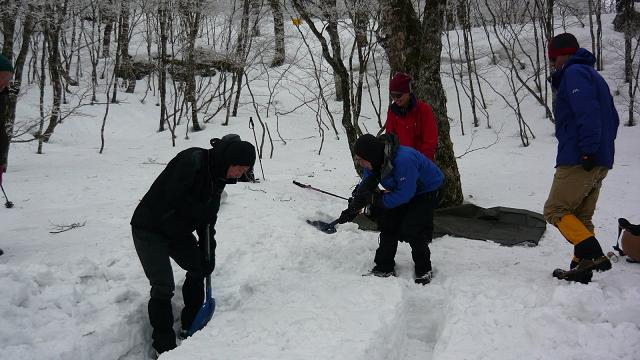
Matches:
[188,298,216,336]
[307,220,337,234]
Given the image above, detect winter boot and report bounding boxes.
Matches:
[552,267,593,284]
[414,270,433,285]
[365,266,397,278]
[574,237,612,272]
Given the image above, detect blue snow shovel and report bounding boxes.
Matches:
[188,224,216,336]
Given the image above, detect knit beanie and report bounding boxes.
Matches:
[354,134,384,168]
[389,72,412,94]
[548,33,579,59]
[224,141,256,167]
[0,54,13,73]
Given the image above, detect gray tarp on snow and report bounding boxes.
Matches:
[354,203,547,246]
[432,204,547,246]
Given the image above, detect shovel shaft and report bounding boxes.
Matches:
[292,180,349,201]
[205,224,212,295]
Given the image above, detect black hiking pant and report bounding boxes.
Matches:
[373,191,437,277]
[132,226,206,353]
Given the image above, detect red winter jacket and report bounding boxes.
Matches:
[385,96,438,161]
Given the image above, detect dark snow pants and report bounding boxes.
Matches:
[373,191,438,277]
[132,226,206,353]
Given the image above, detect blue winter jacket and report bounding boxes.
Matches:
[549,48,619,168]
[360,145,444,209]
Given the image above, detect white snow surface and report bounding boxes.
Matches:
[2,14,640,360]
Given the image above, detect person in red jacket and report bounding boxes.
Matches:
[385,72,438,161]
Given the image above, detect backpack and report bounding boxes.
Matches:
[614,218,640,263]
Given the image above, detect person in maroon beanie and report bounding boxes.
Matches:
[385,72,438,161]
[0,53,14,191]
[0,54,13,256]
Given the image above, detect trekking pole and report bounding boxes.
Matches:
[1,184,13,208]
[249,117,265,181]
[292,180,349,201]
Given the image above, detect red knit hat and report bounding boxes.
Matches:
[548,33,579,59]
[389,72,412,93]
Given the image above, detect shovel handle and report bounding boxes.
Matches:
[204,224,212,292]
[292,180,350,201]
[292,180,309,188]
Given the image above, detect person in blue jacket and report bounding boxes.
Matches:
[337,133,444,284]
[543,33,619,283]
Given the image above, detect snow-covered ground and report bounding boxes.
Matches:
[1,12,640,360]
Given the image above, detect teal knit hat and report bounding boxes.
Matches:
[0,54,14,73]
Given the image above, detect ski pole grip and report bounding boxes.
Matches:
[292,180,309,188]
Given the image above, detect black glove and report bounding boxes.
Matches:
[581,154,596,172]
[337,208,357,224]
[371,192,385,209]
[197,226,217,276]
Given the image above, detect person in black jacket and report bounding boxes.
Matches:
[131,136,256,354]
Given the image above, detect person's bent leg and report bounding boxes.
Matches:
[133,227,177,353]
[372,206,404,275]
[400,192,436,281]
[169,233,205,334]
[373,232,399,274]
[543,167,611,280]
[573,167,608,234]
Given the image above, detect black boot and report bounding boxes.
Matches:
[365,266,397,277]
[552,267,592,284]
[574,237,612,272]
[148,298,177,354]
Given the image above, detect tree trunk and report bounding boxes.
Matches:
[232,0,251,117]
[251,0,261,37]
[595,0,603,70]
[457,0,479,128]
[158,3,169,132]
[118,0,136,93]
[624,0,633,83]
[42,2,67,142]
[102,19,113,58]
[181,0,203,131]
[269,0,285,67]
[0,0,33,166]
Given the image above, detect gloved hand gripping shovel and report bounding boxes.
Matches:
[187,224,216,336]
[293,180,347,234]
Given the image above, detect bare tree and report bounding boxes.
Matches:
[291,0,360,162]
[41,1,68,141]
[1,0,36,166]
[269,0,285,67]
[457,0,479,127]
[179,0,204,131]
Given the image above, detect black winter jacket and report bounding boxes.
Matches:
[131,147,226,240]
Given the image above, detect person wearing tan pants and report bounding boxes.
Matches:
[544,33,619,283]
